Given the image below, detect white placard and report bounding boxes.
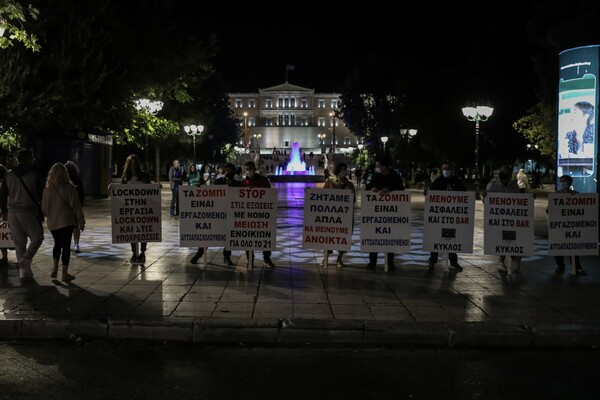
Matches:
[359,190,411,253]
[423,190,475,253]
[302,188,354,251]
[179,185,228,248]
[547,192,599,256]
[110,183,162,244]
[226,187,277,251]
[483,192,534,256]
[0,220,15,247]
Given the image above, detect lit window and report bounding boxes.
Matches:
[318,99,325,108]
[318,117,325,127]
[249,99,256,108]
[331,99,338,108]
[235,99,242,108]
[301,99,308,108]
[266,99,273,108]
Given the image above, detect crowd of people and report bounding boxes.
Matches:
[0,149,590,286]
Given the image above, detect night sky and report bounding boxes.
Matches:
[189,2,594,163]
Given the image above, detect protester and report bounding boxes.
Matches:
[365,156,405,271]
[322,162,355,268]
[0,149,45,284]
[241,161,275,268]
[65,161,84,253]
[483,164,521,272]
[190,163,240,266]
[552,175,587,276]
[42,163,85,282]
[118,154,158,264]
[427,161,466,272]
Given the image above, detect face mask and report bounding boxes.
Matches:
[374,167,381,174]
[442,170,451,178]
[560,182,570,191]
[338,170,347,178]
[246,171,255,178]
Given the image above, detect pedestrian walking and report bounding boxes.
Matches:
[42,163,85,282]
[65,161,84,253]
[0,149,45,284]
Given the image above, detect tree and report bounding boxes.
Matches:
[0,0,40,51]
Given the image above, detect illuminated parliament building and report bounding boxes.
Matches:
[228,82,359,154]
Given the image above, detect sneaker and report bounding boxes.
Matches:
[497,262,508,273]
[74,244,81,254]
[575,268,588,276]
[18,257,34,284]
[366,263,376,270]
[224,256,234,266]
[320,259,328,267]
[264,259,275,268]
[61,273,76,282]
[555,265,565,274]
[137,253,146,264]
[336,259,345,268]
[450,262,463,272]
[130,254,138,264]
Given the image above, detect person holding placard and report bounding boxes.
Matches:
[365,156,405,271]
[483,164,521,272]
[552,175,587,276]
[322,162,356,268]
[428,161,466,272]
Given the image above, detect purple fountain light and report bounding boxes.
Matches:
[276,142,314,175]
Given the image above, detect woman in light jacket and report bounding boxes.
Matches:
[41,163,85,282]
[516,168,529,193]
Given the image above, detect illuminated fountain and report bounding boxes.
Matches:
[270,141,320,182]
[275,142,314,176]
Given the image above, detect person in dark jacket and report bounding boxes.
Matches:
[190,163,240,265]
[365,156,405,271]
[427,161,466,272]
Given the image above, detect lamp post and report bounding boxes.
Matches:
[134,98,164,173]
[329,111,337,154]
[380,136,388,153]
[243,111,248,149]
[318,133,326,146]
[526,143,539,172]
[184,124,204,161]
[253,133,262,153]
[462,105,493,198]
[400,129,418,183]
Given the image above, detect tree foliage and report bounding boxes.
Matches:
[0,0,40,51]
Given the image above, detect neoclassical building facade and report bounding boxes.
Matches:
[228,82,359,154]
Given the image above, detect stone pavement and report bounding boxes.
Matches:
[0,182,598,347]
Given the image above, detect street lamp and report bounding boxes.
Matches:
[329,111,337,154]
[184,124,204,161]
[400,129,418,183]
[380,136,389,153]
[318,133,326,147]
[135,98,164,173]
[462,105,493,198]
[527,143,539,171]
[243,111,249,148]
[253,133,262,153]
